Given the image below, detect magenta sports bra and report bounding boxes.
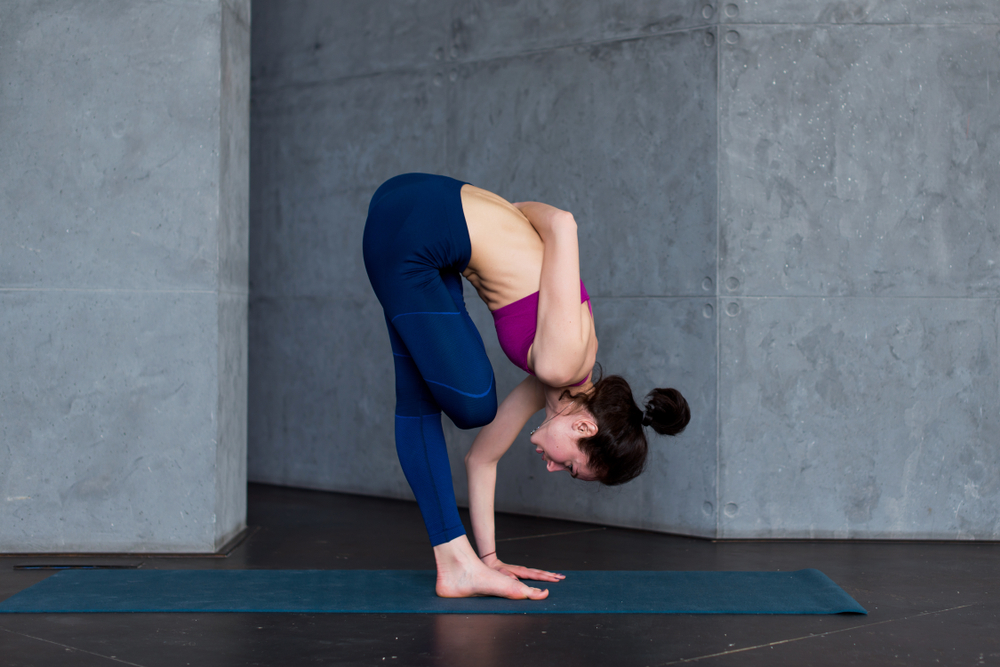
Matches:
[491,281,593,386]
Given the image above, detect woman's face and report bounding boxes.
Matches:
[529,412,598,481]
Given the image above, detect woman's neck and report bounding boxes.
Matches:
[542,380,593,417]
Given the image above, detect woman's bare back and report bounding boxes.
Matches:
[460,184,544,311]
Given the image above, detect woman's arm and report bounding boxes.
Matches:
[465,376,543,558]
[465,376,563,582]
[514,201,594,387]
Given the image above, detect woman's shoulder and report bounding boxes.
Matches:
[460,184,541,247]
[460,184,523,219]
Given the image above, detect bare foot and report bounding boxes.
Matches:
[433,536,549,600]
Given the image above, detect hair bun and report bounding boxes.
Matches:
[642,387,691,436]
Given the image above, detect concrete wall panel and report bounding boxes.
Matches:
[451,0,714,62]
[0,291,220,552]
[447,31,717,298]
[719,297,1000,539]
[719,25,1000,298]
[247,294,401,498]
[252,71,447,208]
[251,0,450,85]
[249,186,374,302]
[1,1,224,292]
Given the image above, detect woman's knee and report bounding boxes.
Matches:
[447,392,498,430]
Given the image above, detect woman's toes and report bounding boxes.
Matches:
[527,587,549,600]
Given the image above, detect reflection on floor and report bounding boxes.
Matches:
[1,483,997,666]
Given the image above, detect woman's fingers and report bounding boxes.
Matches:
[490,559,566,583]
[508,565,565,582]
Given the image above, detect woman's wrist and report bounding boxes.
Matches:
[541,212,577,241]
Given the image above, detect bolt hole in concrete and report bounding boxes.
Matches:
[726,302,741,316]
[725,3,739,18]
[701,277,713,291]
[725,30,740,45]
[724,503,739,517]
[703,303,714,319]
[725,276,740,291]
[703,30,715,47]
[702,502,714,516]
[702,4,714,20]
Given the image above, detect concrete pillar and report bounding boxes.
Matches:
[0,0,250,552]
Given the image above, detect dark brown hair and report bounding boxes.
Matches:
[564,370,690,486]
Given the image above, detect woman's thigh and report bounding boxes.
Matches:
[384,269,496,429]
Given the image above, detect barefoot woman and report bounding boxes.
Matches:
[363,173,689,600]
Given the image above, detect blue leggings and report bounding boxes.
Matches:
[362,174,498,546]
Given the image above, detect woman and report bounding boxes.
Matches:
[363,173,689,600]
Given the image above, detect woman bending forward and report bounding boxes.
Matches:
[363,173,689,600]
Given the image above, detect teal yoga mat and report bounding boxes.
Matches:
[0,568,866,614]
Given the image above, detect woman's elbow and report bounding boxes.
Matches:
[464,449,483,468]
[534,360,578,388]
[465,450,498,474]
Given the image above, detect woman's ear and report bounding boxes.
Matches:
[575,417,598,438]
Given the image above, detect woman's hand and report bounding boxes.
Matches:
[512,201,576,241]
[481,552,566,583]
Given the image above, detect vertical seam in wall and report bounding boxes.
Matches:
[714,20,722,541]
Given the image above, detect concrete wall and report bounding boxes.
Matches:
[249,0,1000,539]
[0,0,250,552]
[716,3,1000,538]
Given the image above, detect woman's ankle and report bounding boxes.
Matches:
[433,535,479,570]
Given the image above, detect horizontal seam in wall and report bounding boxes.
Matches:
[448,22,1000,70]
[251,20,998,94]
[447,22,719,67]
[250,23,719,94]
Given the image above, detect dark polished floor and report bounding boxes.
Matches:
[1,483,998,666]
